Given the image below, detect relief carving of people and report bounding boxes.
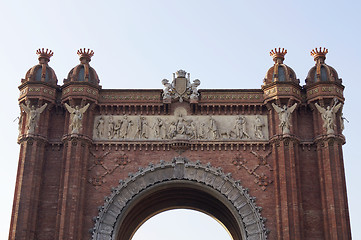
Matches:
[114,120,122,138]
[20,103,48,134]
[272,103,297,134]
[168,122,177,139]
[107,116,115,139]
[176,116,187,135]
[254,115,264,139]
[119,115,132,139]
[188,120,198,139]
[198,122,207,139]
[152,117,168,139]
[96,116,105,138]
[235,116,250,139]
[134,116,148,139]
[93,115,269,141]
[64,103,90,134]
[207,116,219,140]
[315,101,343,134]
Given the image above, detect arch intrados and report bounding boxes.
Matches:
[115,180,243,240]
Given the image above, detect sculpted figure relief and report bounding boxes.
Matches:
[64,103,90,134]
[119,115,133,139]
[20,103,48,134]
[134,116,148,139]
[153,118,167,139]
[107,116,115,139]
[161,79,173,100]
[315,101,343,134]
[254,115,265,139]
[272,103,297,134]
[207,116,219,140]
[189,120,198,139]
[235,116,250,139]
[93,115,269,141]
[168,122,177,139]
[190,79,201,100]
[340,113,348,132]
[96,116,105,138]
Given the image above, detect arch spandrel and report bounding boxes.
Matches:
[91,157,268,240]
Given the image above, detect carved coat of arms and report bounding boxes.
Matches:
[162,69,201,102]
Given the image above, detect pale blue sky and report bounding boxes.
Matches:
[0,0,360,239]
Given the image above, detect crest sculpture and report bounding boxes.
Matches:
[10,48,351,240]
[162,69,201,103]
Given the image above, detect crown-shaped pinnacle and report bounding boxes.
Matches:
[310,47,328,62]
[36,48,53,63]
[77,48,94,63]
[175,69,187,78]
[270,48,287,63]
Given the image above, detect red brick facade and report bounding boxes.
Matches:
[9,48,351,239]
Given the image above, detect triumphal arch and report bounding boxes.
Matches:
[9,48,351,239]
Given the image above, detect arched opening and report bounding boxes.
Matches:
[113,180,246,240]
[92,158,267,240]
[113,180,245,240]
[131,209,232,240]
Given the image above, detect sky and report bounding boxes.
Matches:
[0,0,360,239]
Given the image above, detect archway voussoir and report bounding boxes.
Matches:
[184,166,197,180]
[204,171,216,185]
[193,168,206,183]
[221,181,234,195]
[213,176,226,191]
[239,204,253,217]
[98,223,113,235]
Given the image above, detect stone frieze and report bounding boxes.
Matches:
[93,111,269,141]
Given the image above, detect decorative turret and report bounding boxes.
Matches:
[18,48,58,119]
[305,47,345,137]
[22,48,58,85]
[306,47,341,84]
[305,47,344,104]
[262,48,301,104]
[64,48,100,85]
[18,48,59,143]
[264,48,299,84]
[61,48,100,105]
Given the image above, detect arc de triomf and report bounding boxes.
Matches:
[9,47,351,239]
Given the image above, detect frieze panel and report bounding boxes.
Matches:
[201,94,262,101]
[93,109,269,141]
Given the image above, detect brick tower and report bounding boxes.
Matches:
[9,48,351,240]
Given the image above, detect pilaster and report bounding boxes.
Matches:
[315,136,350,239]
[9,137,47,240]
[56,135,92,240]
[271,136,303,239]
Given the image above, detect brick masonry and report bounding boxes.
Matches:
[9,48,351,240]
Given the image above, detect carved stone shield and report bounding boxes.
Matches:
[174,77,187,95]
